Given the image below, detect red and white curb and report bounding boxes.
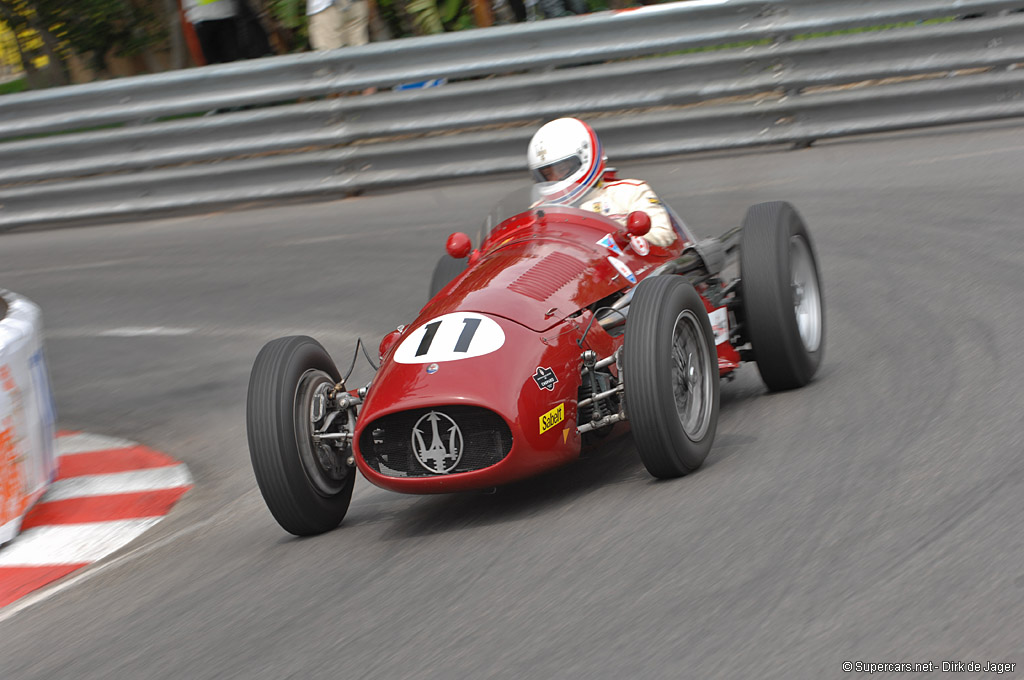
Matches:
[0,431,191,607]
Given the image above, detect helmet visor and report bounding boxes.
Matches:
[531,156,582,184]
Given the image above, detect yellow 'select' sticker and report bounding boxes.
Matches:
[539,403,565,434]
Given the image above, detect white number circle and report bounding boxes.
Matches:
[393,312,505,364]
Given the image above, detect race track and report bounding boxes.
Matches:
[1,120,1022,679]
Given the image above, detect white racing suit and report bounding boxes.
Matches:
[578,179,677,247]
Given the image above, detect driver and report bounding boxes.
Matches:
[527,117,677,247]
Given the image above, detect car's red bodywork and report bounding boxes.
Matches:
[352,205,739,494]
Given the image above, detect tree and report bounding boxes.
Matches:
[0,0,65,87]
[0,0,168,87]
[163,0,186,70]
[42,0,166,73]
[252,0,307,53]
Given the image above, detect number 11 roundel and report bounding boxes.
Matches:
[393,312,506,364]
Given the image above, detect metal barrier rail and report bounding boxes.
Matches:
[0,0,1023,229]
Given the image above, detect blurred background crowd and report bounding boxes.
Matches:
[0,0,662,93]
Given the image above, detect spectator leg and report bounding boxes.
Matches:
[341,0,370,47]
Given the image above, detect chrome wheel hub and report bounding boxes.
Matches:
[790,235,822,353]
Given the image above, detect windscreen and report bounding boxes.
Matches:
[477,181,694,244]
[478,182,581,240]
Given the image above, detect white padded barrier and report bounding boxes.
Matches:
[0,290,57,546]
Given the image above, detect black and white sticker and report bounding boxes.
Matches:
[393,312,505,364]
[532,366,558,391]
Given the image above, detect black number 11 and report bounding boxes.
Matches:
[415,318,481,356]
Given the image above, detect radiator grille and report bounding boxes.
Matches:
[359,405,513,477]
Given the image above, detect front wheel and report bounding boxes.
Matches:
[428,254,467,300]
[247,336,355,536]
[739,201,825,391]
[623,276,720,479]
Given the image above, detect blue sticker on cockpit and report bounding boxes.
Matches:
[596,234,623,255]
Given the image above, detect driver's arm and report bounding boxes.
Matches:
[627,182,676,246]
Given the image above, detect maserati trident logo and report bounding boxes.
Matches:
[411,411,464,474]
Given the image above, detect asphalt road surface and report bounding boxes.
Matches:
[1,120,1022,679]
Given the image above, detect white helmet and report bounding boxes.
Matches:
[527,118,606,206]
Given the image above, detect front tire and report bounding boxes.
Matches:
[247,336,355,536]
[623,276,720,479]
[739,202,825,391]
[428,254,467,300]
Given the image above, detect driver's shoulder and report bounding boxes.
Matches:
[604,178,649,188]
[602,178,651,193]
[602,178,653,198]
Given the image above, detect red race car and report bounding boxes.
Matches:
[246,186,825,536]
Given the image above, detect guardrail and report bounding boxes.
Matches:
[0,290,57,546]
[0,0,1023,229]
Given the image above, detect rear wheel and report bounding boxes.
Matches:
[428,254,467,300]
[623,276,720,478]
[739,201,825,391]
[247,336,355,536]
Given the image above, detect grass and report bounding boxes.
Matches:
[792,16,956,40]
[654,16,959,58]
[0,77,26,95]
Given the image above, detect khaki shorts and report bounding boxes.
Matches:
[309,1,370,50]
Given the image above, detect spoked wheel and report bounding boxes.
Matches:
[247,336,355,536]
[671,309,715,442]
[739,201,825,391]
[623,276,720,479]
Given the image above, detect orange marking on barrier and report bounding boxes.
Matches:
[0,426,26,526]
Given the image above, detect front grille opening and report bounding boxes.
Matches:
[359,405,513,477]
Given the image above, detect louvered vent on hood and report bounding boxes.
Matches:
[507,252,588,302]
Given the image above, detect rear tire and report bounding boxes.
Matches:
[247,336,355,536]
[428,254,467,300]
[623,276,720,478]
[739,202,825,391]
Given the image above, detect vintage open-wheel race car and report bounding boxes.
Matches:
[246,185,824,536]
